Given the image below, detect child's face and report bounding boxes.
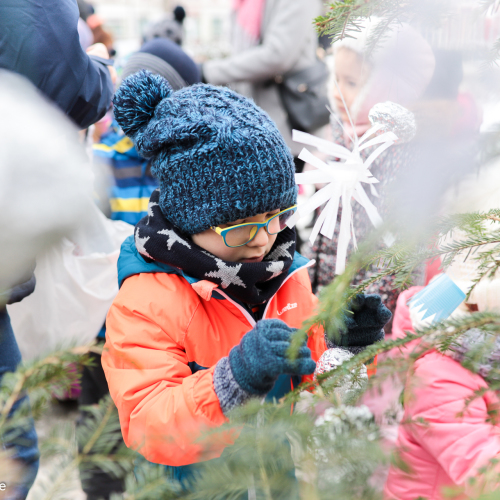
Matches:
[332,47,370,123]
[192,209,280,263]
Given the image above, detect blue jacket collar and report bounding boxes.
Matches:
[118,235,310,295]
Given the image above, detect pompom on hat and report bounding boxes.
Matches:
[113,70,297,235]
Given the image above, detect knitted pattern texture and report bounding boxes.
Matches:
[113,70,297,235]
[326,294,391,351]
[213,356,252,415]
[227,319,316,396]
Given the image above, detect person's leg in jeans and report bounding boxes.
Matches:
[0,309,39,500]
[77,340,125,500]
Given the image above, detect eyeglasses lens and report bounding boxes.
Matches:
[267,216,281,235]
[268,209,296,235]
[225,225,256,247]
[224,208,296,247]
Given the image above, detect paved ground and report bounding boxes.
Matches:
[27,400,86,500]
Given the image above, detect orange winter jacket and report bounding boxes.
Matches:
[102,236,326,467]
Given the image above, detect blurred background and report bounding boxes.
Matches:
[86,0,233,61]
[82,0,500,131]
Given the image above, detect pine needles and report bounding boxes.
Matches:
[315,0,453,54]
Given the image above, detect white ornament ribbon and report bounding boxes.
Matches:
[288,126,397,275]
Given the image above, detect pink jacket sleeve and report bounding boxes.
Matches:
[406,351,500,493]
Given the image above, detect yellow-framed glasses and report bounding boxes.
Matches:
[211,205,297,248]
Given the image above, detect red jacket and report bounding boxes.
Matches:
[102,239,326,466]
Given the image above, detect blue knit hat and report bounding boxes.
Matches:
[113,70,297,234]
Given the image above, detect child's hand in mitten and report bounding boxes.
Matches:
[213,319,316,414]
[342,294,392,346]
[228,319,316,395]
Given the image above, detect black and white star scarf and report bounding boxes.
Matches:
[134,190,296,305]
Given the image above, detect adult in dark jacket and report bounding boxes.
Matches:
[0,3,113,497]
[0,0,114,129]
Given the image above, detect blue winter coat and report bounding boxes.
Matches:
[94,121,159,226]
[0,0,113,129]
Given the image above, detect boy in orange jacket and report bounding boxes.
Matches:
[102,71,391,481]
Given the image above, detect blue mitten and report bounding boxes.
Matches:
[228,319,316,395]
[341,293,392,347]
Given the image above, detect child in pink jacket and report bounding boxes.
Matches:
[385,290,500,500]
[385,157,500,499]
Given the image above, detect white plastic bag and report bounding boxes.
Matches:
[7,201,134,361]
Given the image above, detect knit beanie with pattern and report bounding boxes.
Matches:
[113,70,297,234]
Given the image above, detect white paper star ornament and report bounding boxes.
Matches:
[287,125,397,275]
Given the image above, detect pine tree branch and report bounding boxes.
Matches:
[81,400,114,455]
[315,0,453,52]
[288,312,500,402]
[0,345,91,432]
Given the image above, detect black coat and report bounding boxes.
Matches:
[0,0,113,129]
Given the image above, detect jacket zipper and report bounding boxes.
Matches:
[262,260,315,319]
[215,290,257,327]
